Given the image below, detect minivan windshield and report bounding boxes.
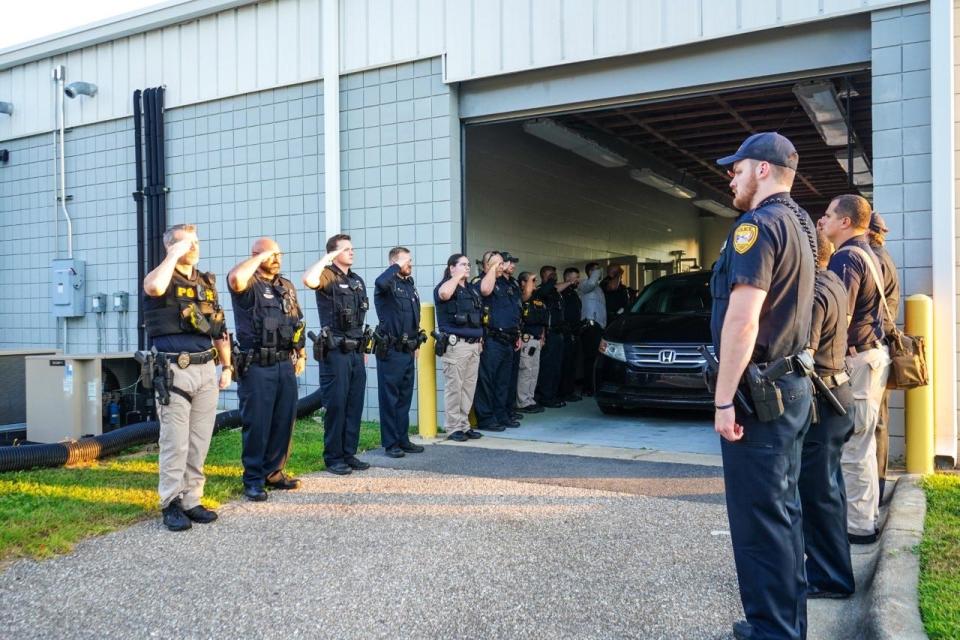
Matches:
[631,275,711,315]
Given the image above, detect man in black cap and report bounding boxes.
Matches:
[710,132,816,640]
[868,212,899,502]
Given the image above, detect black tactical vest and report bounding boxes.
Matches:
[315,265,368,338]
[437,281,483,329]
[522,297,549,328]
[145,269,226,339]
[234,274,305,351]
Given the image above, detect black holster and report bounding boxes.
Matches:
[432,330,450,357]
[745,362,786,422]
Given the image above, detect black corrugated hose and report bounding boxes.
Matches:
[0,388,323,473]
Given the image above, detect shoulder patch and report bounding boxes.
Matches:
[733,223,759,254]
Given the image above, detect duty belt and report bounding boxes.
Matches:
[157,348,218,369]
[487,327,519,343]
[848,340,883,356]
[817,371,850,390]
[248,348,294,366]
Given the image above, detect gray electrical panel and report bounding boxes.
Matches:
[50,259,86,318]
[112,291,129,312]
[91,293,107,313]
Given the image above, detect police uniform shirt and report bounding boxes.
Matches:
[144,268,219,353]
[521,296,549,339]
[481,273,522,331]
[230,273,302,351]
[710,192,815,363]
[433,277,483,339]
[538,280,563,331]
[313,264,368,339]
[827,235,885,348]
[808,269,849,375]
[561,286,582,329]
[872,244,900,336]
[375,263,420,338]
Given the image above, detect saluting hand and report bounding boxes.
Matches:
[168,238,194,258]
[322,246,347,265]
[714,407,743,442]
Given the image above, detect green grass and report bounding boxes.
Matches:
[919,473,960,640]
[0,417,382,562]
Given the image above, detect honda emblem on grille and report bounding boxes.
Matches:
[658,349,676,364]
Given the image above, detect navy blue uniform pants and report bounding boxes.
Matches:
[319,349,366,467]
[799,383,855,595]
[580,323,603,394]
[474,337,513,428]
[377,349,415,450]
[560,332,579,397]
[238,359,298,489]
[721,373,813,640]
[508,346,521,411]
[536,331,564,403]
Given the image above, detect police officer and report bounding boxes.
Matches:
[303,234,371,476]
[374,246,427,458]
[819,195,891,545]
[228,237,306,502]
[578,262,606,396]
[868,212,899,502]
[601,265,630,319]
[473,251,520,431]
[559,267,583,402]
[798,229,855,599]
[434,254,484,442]
[711,133,815,640]
[501,252,524,423]
[516,271,547,413]
[535,266,574,408]
[142,223,233,531]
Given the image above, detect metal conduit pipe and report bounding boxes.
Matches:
[0,388,324,473]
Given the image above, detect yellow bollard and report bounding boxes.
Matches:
[417,303,438,439]
[904,294,934,474]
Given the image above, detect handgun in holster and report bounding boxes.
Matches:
[745,362,786,423]
[794,350,847,418]
[696,345,754,416]
[431,329,450,357]
[308,328,331,362]
[230,336,251,380]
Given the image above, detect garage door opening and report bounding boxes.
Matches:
[461,71,873,454]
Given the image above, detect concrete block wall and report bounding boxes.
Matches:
[339,58,460,424]
[872,3,932,460]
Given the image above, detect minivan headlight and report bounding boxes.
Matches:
[599,339,626,362]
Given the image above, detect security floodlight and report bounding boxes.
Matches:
[0,101,12,115]
[522,118,628,168]
[64,81,97,99]
[630,168,697,199]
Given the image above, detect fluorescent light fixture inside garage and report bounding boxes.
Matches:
[792,81,849,147]
[522,118,628,168]
[630,168,697,199]
[834,149,873,186]
[693,199,740,218]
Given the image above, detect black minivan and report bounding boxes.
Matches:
[595,271,714,413]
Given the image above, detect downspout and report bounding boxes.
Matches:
[322,0,341,237]
[57,69,72,259]
[929,0,957,466]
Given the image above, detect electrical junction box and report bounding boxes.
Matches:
[91,293,107,313]
[50,259,86,318]
[112,291,129,312]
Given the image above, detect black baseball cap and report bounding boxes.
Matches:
[717,132,799,170]
[500,251,518,263]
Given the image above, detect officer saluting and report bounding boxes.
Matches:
[303,234,371,476]
[798,229,855,599]
[374,246,427,458]
[228,237,306,502]
[142,224,233,531]
[710,133,816,640]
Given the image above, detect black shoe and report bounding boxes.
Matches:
[542,400,566,408]
[446,431,468,442]
[244,485,268,502]
[732,620,753,640]
[503,420,520,428]
[510,412,524,420]
[326,463,352,475]
[385,447,406,458]
[807,587,852,599]
[476,424,506,432]
[162,499,192,531]
[345,456,371,470]
[183,504,218,523]
[399,442,425,453]
[848,530,879,545]
[266,474,302,490]
[515,404,539,413]
[564,394,583,402]
[465,429,483,439]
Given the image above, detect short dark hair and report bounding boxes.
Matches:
[830,194,872,231]
[563,267,580,278]
[388,246,410,263]
[585,262,600,273]
[540,265,557,280]
[326,233,351,253]
[816,229,833,269]
[518,271,533,284]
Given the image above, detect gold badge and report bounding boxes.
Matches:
[177,353,191,369]
[733,224,759,254]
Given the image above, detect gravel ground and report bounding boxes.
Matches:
[0,446,876,639]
